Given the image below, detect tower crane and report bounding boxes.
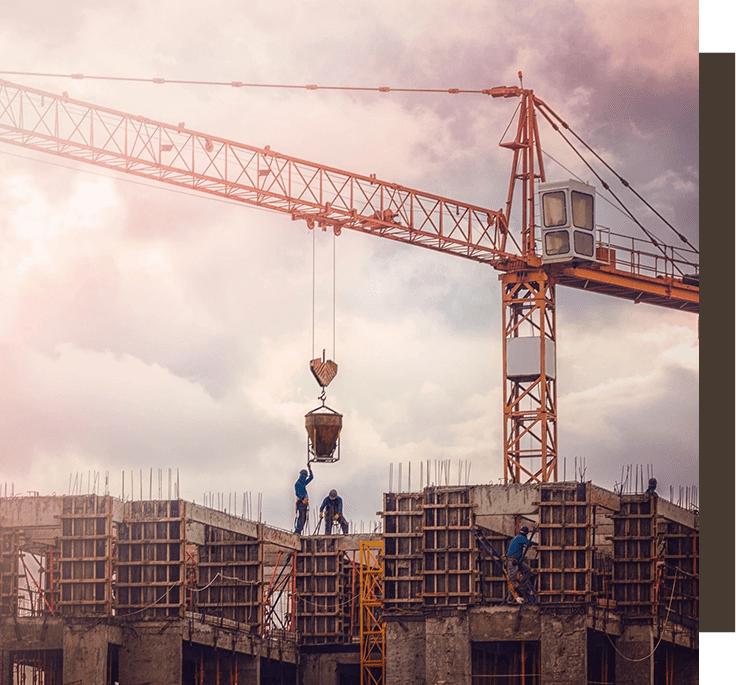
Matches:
[0,77,699,484]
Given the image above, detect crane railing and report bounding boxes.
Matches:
[593,227,699,282]
[0,79,516,265]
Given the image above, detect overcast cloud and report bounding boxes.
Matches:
[0,0,699,530]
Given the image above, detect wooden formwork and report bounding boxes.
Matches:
[422,487,476,607]
[0,529,20,617]
[658,517,699,626]
[58,495,114,616]
[536,483,595,604]
[382,492,423,612]
[116,499,186,618]
[295,536,354,644]
[474,528,511,605]
[611,495,657,615]
[193,525,262,627]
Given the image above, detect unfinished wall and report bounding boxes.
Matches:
[425,614,471,685]
[62,623,123,685]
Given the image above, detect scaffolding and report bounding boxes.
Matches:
[359,540,384,685]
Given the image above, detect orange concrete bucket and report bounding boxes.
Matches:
[305,405,343,463]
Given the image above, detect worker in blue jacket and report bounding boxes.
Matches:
[294,465,313,534]
[319,489,349,534]
[505,525,537,596]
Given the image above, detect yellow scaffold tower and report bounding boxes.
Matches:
[359,540,385,685]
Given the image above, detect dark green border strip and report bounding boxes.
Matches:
[700,0,736,52]
[699,52,735,633]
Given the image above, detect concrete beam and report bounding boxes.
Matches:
[472,484,539,536]
[469,606,541,641]
[0,616,64,651]
[182,613,298,663]
[0,496,63,528]
[657,498,698,529]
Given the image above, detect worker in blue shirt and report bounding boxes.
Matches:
[294,465,313,534]
[505,525,537,598]
[319,489,349,534]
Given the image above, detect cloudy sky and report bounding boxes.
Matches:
[0,0,701,532]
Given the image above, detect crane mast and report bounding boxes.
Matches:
[0,78,698,484]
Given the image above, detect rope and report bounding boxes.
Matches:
[605,567,682,662]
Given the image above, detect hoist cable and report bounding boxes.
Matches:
[311,228,316,361]
[536,99,698,254]
[333,230,337,362]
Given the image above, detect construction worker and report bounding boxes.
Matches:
[319,489,349,534]
[505,525,537,601]
[294,465,313,534]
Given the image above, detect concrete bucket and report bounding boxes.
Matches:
[305,405,343,463]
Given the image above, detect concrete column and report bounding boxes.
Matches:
[385,619,426,685]
[615,623,654,685]
[62,623,121,685]
[424,614,471,685]
[300,653,338,685]
[539,612,588,684]
[240,653,260,684]
[119,624,182,685]
[1,651,12,685]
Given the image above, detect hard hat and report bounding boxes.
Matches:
[520,525,529,535]
[300,469,308,476]
[329,489,337,499]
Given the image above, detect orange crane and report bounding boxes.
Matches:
[0,77,699,484]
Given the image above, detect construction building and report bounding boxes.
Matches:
[0,480,698,684]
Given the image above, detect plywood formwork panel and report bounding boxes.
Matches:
[58,495,114,616]
[0,529,20,618]
[115,500,185,618]
[422,488,476,607]
[536,483,594,604]
[474,528,511,605]
[657,517,699,627]
[382,492,423,612]
[296,536,352,644]
[611,495,656,616]
[193,525,262,627]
